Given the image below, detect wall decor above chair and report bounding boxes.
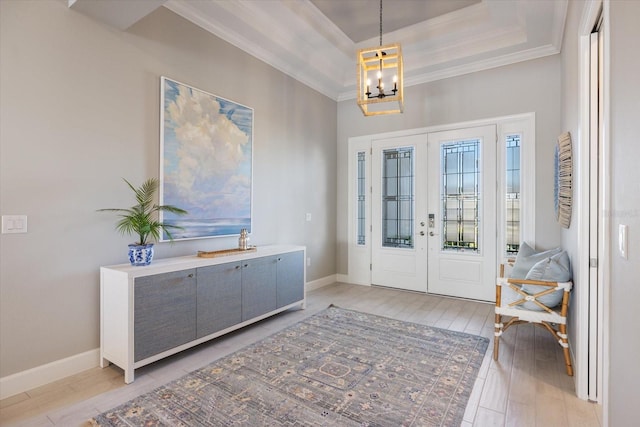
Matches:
[554,131,573,228]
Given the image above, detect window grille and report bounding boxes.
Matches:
[506,134,521,254]
[441,140,480,252]
[357,151,367,245]
[382,147,414,248]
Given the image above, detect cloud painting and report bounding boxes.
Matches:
[160,77,252,240]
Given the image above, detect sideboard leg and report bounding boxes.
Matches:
[124,368,134,384]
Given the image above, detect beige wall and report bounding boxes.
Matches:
[336,56,563,275]
[0,1,337,377]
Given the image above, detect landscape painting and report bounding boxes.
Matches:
[159,77,253,241]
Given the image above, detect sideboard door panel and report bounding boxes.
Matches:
[134,270,196,362]
[241,256,277,321]
[277,251,305,308]
[196,262,242,338]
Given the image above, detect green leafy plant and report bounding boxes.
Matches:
[98,178,188,245]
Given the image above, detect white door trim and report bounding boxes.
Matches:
[347,136,373,286]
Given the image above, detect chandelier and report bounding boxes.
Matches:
[356,0,404,116]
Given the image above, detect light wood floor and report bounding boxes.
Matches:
[0,283,602,426]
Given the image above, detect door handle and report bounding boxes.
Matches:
[429,231,439,237]
[419,231,425,236]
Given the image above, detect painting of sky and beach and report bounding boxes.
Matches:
[160,77,252,240]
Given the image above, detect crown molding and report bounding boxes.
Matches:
[163,0,567,102]
[70,0,568,102]
[406,43,562,87]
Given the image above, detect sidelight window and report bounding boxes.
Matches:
[505,134,521,254]
[357,151,367,245]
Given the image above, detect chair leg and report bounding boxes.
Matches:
[494,282,503,361]
[493,312,502,360]
[558,323,574,376]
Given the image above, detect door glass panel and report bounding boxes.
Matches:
[357,151,366,245]
[506,134,521,254]
[382,147,414,248]
[441,140,480,252]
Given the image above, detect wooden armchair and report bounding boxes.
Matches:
[494,264,574,376]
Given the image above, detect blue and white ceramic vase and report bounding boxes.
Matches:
[128,243,154,266]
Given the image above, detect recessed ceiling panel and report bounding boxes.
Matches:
[310,0,480,43]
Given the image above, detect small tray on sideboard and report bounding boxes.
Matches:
[197,247,257,258]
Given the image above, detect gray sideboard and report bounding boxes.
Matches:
[100,245,305,383]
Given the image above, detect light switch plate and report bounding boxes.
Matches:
[2,215,28,234]
[619,224,628,259]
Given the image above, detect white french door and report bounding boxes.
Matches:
[371,134,428,292]
[350,124,501,302]
[426,125,497,301]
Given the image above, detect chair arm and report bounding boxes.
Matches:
[496,277,573,314]
[497,264,572,292]
[505,278,573,292]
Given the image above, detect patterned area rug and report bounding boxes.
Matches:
[91,305,489,426]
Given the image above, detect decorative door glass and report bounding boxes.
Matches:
[382,147,414,249]
[441,140,480,252]
[357,151,367,245]
[506,134,521,254]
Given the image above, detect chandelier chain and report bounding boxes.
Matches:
[379,0,383,46]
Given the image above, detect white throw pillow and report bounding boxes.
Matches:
[520,251,571,309]
[510,242,562,279]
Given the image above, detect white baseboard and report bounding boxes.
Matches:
[336,273,349,283]
[0,348,100,400]
[336,274,372,286]
[306,274,337,291]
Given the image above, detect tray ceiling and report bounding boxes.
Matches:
[70,0,568,102]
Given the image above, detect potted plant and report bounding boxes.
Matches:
[98,178,188,266]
